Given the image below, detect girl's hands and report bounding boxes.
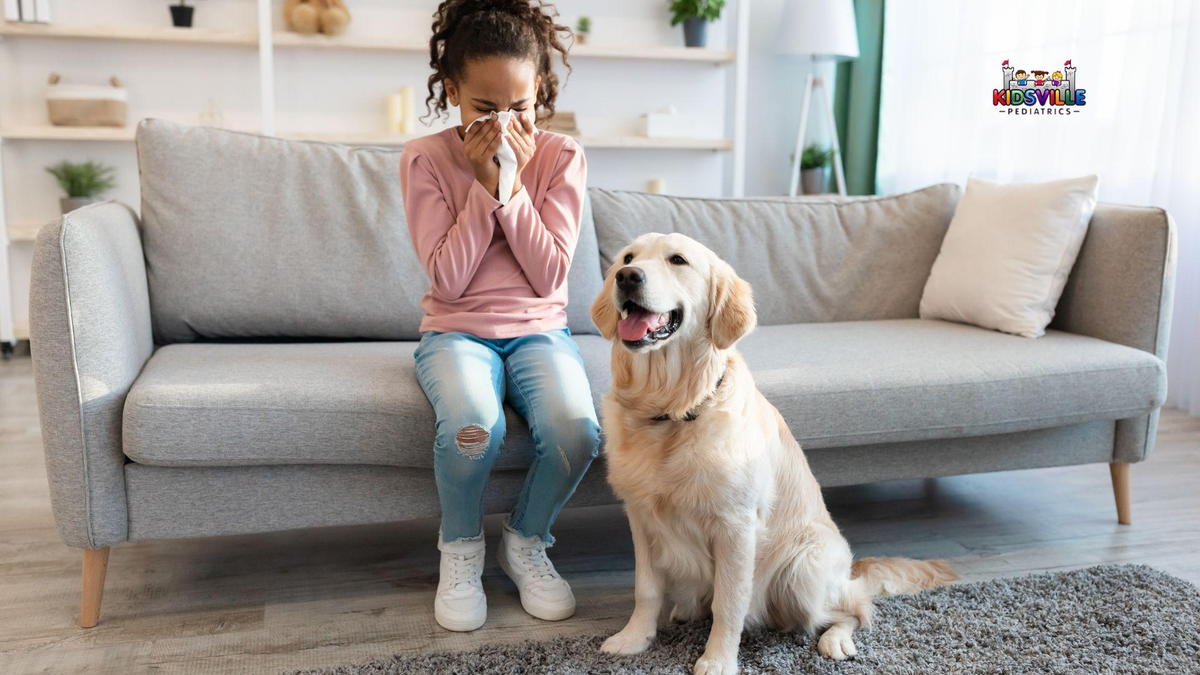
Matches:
[462,116,502,197]
[461,113,537,200]
[506,113,537,199]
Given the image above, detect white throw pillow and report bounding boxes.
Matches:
[919,175,1100,338]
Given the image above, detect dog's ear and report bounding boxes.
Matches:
[707,260,757,350]
[591,267,619,340]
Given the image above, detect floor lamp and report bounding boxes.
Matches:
[776,0,860,196]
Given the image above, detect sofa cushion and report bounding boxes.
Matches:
[740,319,1165,448]
[919,175,1099,338]
[122,320,1164,468]
[567,195,604,334]
[122,337,612,470]
[136,119,602,343]
[587,184,960,327]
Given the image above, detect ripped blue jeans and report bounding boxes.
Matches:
[413,328,601,545]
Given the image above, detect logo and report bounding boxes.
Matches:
[993,59,1086,115]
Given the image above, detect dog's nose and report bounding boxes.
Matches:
[616,266,646,291]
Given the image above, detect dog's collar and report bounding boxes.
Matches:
[650,368,727,423]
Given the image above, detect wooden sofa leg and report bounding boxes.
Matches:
[1109,463,1132,525]
[80,547,110,628]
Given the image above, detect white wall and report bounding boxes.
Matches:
[741,0,830,196]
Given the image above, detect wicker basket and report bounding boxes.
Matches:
[46,73,128,127]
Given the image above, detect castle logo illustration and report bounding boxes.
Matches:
[994,59,1086,115]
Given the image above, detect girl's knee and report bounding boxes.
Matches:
[541,417,601,472]
[453,424,493,458]
[437,417,505,461]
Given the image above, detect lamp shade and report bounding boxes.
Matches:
[775,0,859,60]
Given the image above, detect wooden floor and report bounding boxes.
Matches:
[1,351,1198,674]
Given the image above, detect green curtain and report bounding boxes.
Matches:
[833,0,885,195]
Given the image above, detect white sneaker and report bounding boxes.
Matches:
[434,535,487,632]
[497,526,575,621]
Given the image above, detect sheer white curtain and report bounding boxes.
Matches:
[877,0,1200,415]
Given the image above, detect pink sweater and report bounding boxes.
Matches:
[399,127,587,338]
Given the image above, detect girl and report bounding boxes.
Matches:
[399,0,599,633]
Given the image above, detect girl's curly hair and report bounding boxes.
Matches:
[423,0,572,124]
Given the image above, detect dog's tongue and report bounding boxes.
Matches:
[618,308,668,342]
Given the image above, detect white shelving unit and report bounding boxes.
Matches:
[0,21,260,46]
[6,222,44,242]
[0,125,736,153]
[0,1,751,345]
[0,21,738,64]
[0,125,139,142]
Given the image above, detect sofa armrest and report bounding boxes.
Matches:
[30,201,154,549]
[1052,204,1177,358]
[1050,203,1176,463]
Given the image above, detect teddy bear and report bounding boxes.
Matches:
[283,0,351,36]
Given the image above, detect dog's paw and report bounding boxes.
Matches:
[693,653,738,674]
[600,628,653,655]
[817,630,858,660]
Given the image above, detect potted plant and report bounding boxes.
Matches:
[800,145,832,195]
[45,160,117,214]
[169,0,202,28]
[575,16,591,45]
[669,0,725,48]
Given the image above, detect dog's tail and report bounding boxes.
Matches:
[850,557,958,598]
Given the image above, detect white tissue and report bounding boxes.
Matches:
[493,110,519,205]
[465,110,536,205]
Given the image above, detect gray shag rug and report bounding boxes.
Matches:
[290,564,1200,674]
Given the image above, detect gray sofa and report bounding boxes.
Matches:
[31,119,1175,628]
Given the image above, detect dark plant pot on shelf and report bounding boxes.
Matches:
[170,4,195,28]
[60,196,99,215]
[682,17,708,47]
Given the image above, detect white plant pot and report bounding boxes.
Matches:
[801,168,828,195]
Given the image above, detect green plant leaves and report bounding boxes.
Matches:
[800,145,833,170]
[44,160,117,198]
[669,0,726,26]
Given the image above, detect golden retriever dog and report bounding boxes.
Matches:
[591,233,957,674]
